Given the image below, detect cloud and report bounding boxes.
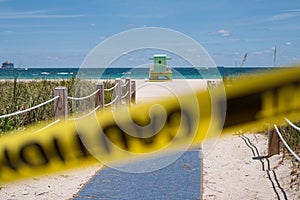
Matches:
[286,9,300,12]
[217,29,230,37]
[270,12,300,21]
[99,36,106,41]
[116,13,166,19]
[251,47,276,56]
[47,56,59,60]
[0,9,84,19]
[269,9,300,21]
[126,24,136,28]
[254,51,263,55]
[286,42,293,46]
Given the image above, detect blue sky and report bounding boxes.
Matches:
[0,0,299,67]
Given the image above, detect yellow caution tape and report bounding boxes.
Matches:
[1,65,300,183]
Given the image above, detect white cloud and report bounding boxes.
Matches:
[254,51,263,55]
[99,36,106,41]
[270,12,300,21]
[47,56,59,60]
[263,49,271,53]
[286,42,293,46]
[126,24,136,28]
[269,9,300,21]
[217,29,230,37]
[286,9,300,12]
[263,47,274,54]
[233,52,240,55]
[0,9,84,19]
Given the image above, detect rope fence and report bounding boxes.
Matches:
[121,91,129,99]
[285,118,300,132]
[104,95,119,107]
[67,89,100,101]
[54,78,136,120]
[268,117,300,162]
[0,77,136,128]
[32,119,61,134]
[274,124,300,162]
[0,96,59,119]
[121,80,129,87]
[104,82,119,92]
[69,105,101,121]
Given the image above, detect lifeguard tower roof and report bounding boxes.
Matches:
[153,54,167,57]
[151,54,171,59]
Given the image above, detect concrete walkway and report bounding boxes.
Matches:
[74,151,201,200]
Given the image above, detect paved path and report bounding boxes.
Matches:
[74,151,201,200]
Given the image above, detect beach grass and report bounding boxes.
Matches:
[282,123,300,154]
[277,123,300,189]
[0,77,115,134]
[278,124,300,167]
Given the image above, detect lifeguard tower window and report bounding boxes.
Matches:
[158,60,162,64]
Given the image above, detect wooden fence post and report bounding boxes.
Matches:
[268,124,280,156]
[54,87,68,120]
[131,80,136,104]
[95,83,104,110]
[115,78,122,108]
[125,77,131,105]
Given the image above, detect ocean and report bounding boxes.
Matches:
[0,67,273,80]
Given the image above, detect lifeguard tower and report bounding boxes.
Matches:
[148,54,172,81]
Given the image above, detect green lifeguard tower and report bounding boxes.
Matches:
[148,54,172,81]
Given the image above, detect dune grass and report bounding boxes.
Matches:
[278,124,300,167]
[276,123,300,189]
[0,77,115,134]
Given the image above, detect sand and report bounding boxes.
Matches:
[0,79,298,199]
[202,133,299,200]
[0,165,102,200]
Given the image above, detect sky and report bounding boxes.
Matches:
[0,0,299,67]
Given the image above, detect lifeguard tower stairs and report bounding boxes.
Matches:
[148,54,172,81]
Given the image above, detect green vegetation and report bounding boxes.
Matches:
[277,124,300,167]
[0,78,115,134]
[277,123,300,189]
[281,124,300,156]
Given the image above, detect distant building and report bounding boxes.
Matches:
[148,55,172,81]
[1,61,14,69]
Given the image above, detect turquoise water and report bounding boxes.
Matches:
[0,67,273,80]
